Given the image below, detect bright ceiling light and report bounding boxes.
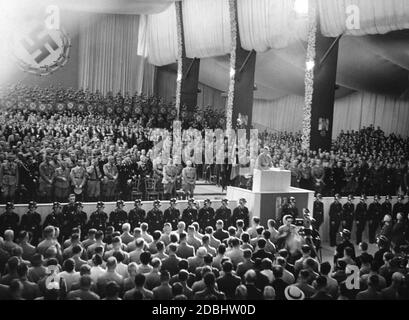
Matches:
[294,0,309,16]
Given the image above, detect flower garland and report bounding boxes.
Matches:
[175,1,184,120]
[226,0,238,131]
[302,0,317,150]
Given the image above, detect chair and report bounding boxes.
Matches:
[145,177,160,201]
[131,179,143,201]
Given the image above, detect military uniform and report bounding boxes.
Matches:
[163,205,180,230]
[329,200,342,246]
[182,166,197,198]
[62,202,77,239]
[70,165,87,201]
[87,209,108,233]
[341,201,355,232]
[392,199,405,221]
[181,205,198,227]
[381,198,392,219]
[86,165,102,201]
[44,210,64,230]
[355,200,368,245]
[162,164,178,199]
[368,199,382,244]
[128,205,146,229]
[38,161,55,201]
[0,161,19,201]
[73,206,88,235]
[54,167,71,202]
[102,162,118,201]
[109,208,128,232]
[231,205,250,229]
[0,207,20,235]
[198,205,215,232]
[214,204,231,229]
[255,153,272,170]
[20,204,42,245]
[146,205,163,233]
[312,199,324,231]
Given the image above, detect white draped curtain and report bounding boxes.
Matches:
[319,0,409,36]
[79,13,155,95]
[253,93,409,138]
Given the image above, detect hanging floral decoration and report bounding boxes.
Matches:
[175,1,184,120]
[302,0,317,151]
[226,0,238,131]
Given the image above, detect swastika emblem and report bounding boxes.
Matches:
[11,21,70,76]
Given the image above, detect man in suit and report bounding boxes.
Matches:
[175,232,195,259]
[216,261,241,299]
[213,220,229,243]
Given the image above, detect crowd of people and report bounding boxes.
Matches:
[0,193,408,300]
[260,127,409,197]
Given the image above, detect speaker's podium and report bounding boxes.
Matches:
[227,168,314,226]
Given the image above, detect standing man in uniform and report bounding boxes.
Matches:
[128,199,145,229]
[329,194,342,247]
[231,198,250,229]
[38,153,55,203]
[255,147,272,170]
[162,158,178,200]
[381,195,392,221]
[70,160,87,202]
[198,199,215,233]
[86,158,103,202]
[146,199,163,233]
[0,202,20,235]
[392,195,405,221]
[19,201,42,246]
[181,198,198,227]
[0,153,19,203]
[87,201,108,233]
[102,156,118,202]
[54,162,71,204]
[73,202,88,236]
[182,160,197,199]
[62,194,77,241]
[312,194,324,232]
[215,199,231,230]
[44,202,64,231]
[163,198,180,230]
[368,195,382,244]
[341,195,355,232]
[355,195,368,245]
[109,200,128,232]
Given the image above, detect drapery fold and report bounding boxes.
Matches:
[253,93,409,138]
[79,13,154,95]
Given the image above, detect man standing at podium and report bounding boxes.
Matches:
[255,147,273,171]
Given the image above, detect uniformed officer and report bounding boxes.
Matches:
[128,199,146,229]
[19,201,42,245]
[381,195,392,220]
[73,202,88,236]
[162,158,178,200]
[54,162,71,203]
[231,198,250,229]
[146,199,163,233]
[87,201,108,233]
[0,202,20,235]
[355,195,368,245]
[198,199,215,233]
[341,195,355,232]
[368,195,382,244]
[287,197,299,219]
[181,198,198,227]
[182,160,197,198]
[163,198,180,230]
[109,200,128,232]
[215,198,231,230]
[70,160,87,202]
[44,202,64,230]
[62,194,77,240]
[38,154,55,203]
[329,194,342,247]
[102,156,118,201]
[255,147,272,170]
[86,158,103,202]
[312,193,324,231]
[392,195,405,221]
[0,153,19,202]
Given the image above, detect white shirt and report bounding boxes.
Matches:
[90,266,106,283]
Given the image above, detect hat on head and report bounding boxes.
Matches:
[284,285,305,301]
[6,202,14,209]
[116,200,124,206]
[170,198,177,204]
[75,201,83,208]
[289,197,296,201]
[386,195,392,200]
[153,199,161,206]
[334,194,341,199]
[340,229,351,238]
[204,198,212,203]
[188,198,195,203]
[347,195,354,200]
[97,201,104,208]
[374,195,381,200]
[397,195,404,200]
[53,202,61,208]
[222,198,229,203]
[134,199,142,204]
[360,195,367,200]
[239,198,247,203]
[28,201,37,208]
